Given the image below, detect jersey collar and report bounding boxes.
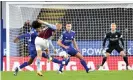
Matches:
[66,30,71,33]
[111,30,116,33]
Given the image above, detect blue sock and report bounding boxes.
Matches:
[36,58,40,71]
[65,57,70,65]
[59,64,64,72]
[19,62,28,69]
[46,54,51,59]
[59,59,65,71]
[52,58,62,64]
[42,53,48,58]
[80,59,89,72]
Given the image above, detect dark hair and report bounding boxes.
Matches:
[32,20,42,29]
[57,22,62,24]
[66,22,71,24]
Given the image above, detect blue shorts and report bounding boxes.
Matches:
[28,47,48,59]
[29,49,37,59]
[64,47,78,56]
[28,47,37,59]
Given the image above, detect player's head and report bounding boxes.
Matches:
[111,23,117,31]
[66,22,72,31]
[32,20,42,32]
[56,22,62,31]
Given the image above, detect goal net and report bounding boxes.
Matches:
[5,2,133,71]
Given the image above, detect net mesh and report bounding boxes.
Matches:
[8,3,133,71]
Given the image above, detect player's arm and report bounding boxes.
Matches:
[14,33,30,43]
[48,37,56,54]
[57,34,69,49]
[119,33,124,47]
[49,40,55,50]
[38,19,56,30]
[102,33,108,48]
[57,39,68,49]
[72,38,79,51]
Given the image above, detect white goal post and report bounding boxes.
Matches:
[6,1,133,71]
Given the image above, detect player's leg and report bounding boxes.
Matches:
[42,52,62,64]
[58,57,70,73]
[64,56,70,65]
[42,40,52,62]
[58,56,70,73]
[14,50,36,76]
[98,46,114,70]
[116,46,129,70]
[120,51,129,70]
[65,47,91,73]
[60,51,70,65]
[44,49,53,62]
[67,47,90,72]
[42,50,64,73]
[36,47,43,76]
[101,52,110,66]
[74,52,90,73]
[58,60,65,73]
[58,51,70,73]
[52,57,63,64]
[14,58,35,76]
[20,55,35,69]
[98,52,110,70]
[35,37,43,76]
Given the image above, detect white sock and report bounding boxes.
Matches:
[36,58,40,71]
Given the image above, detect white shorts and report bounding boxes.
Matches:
[35,36,49,51]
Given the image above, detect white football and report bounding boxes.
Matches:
[59,51,67,58]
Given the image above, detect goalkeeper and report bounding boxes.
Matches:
[98,23,130,70]
[13,20,62,76]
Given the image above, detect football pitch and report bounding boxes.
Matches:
[1,71,133,80]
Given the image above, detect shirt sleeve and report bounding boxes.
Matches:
[119,33,124,47]
[59,34,63,40]
[17,33,30,39]
[102,33,108,47]
[45,23,56,30]
[71,32,75,40]
[48,39,55,51]
[31,32,38,38]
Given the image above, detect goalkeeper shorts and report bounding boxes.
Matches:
[106,45,123,53]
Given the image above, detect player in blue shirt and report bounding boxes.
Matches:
[57,22,92,73]
[13,20,62,76]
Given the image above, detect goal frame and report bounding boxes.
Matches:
[6,1,133,71]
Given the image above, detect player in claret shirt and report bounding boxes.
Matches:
[57,22,94,73]
[35,20,62,76]
[13,20,63,76]
[98,23,130,70]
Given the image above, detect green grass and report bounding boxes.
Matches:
[1,71,133,80]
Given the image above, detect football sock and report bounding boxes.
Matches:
[80,59,89,71]
[123,56,129,66]
[65,57,70,65]
[52,58,62,64]
[19,62,28,69]
[42,53,48,58]
[58,59,66,71]
[36,58,41,71]
[101,57,107,66]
